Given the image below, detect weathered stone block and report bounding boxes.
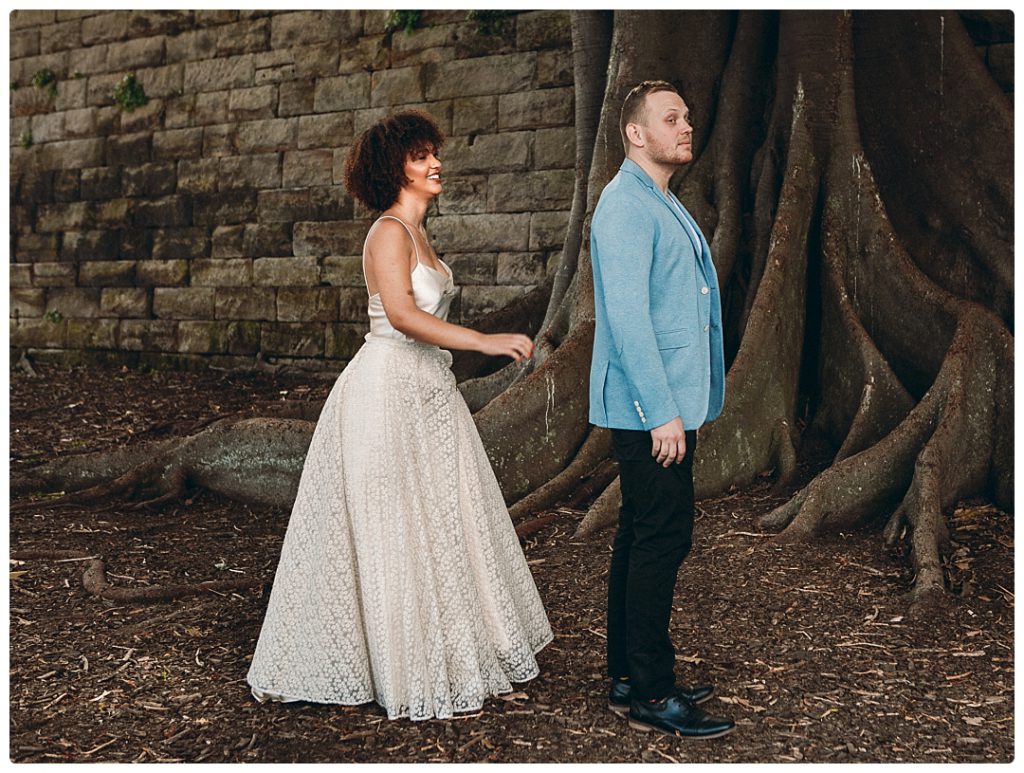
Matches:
[192,191,256,226]
[66,318,118,349]
[61,229,121,262]
[132,195,190,227]
[270,10,361,49]
[10,264,34,288]
[164,95,195,128]
[106,35,165,70]
[166,27,218,62]
[516,10,571,50]
[55,77,88,111]
[261,322,324,357]
[371,65,425,107]
[258,187,352,225]
[443,132,531,174]
[80,11,129,45]
[255,62,296,85]
[123,163,177,197]
[104,132,150,166]
[530,210,569,250]
[85,71,124,107]
[496,252,546,285]
[37,138,105,170]
[211,225,245,258]
[202,123,234,157]
[313,72,370,112]
[17,170,53,204]
[191,258,252,287]
[196,10,238,26]
[226,321,261,354]
[195,90,229,125]
[184,54,255,92]
[277,287,338,322]
[217,18,270,56]
[30,111,65,143]
[453,19,518,59]
[242,223,292,257]
[15,233,60,262]
[254,256,319,286]
[430,213,530,252]
[120,99,166,133]
[152,227,210,259]
[283,149,334,187]
[153,287,215,319]
[218,153,281,190]
[498,87,573,130]
[437,175,488,215]
[118,319,177,351]
[534,126,575,169]
[177,158,220,193]
[11,85,56,117]
[37,201,91,232]
[214,288,276,320]
[178,320,228,353]
[536,49,573,88]
[325,322,368,358]
[53,169,81,202]
[11,289,46,318]
[297,112,354,149]
[228,85,277,120]
[444,253,496,285]
[152,127,204,161]
[424,53,535,100]
[488,169,573,212]
[47,287,102,317]
[294,42,340,79]
[452,95,497,135]
[460,285,533,320]
[337,288,368,321]
[119,229,154,260]
[91,198,131,226]
[338,34,390,73]
[235,119,295,153]
[11,28,40,59]
[69,44,108,77]
[136,259,189,287]
[79,260,137,287]
[63,107,98,139]
[293,221,371,257]
[41,19,83,53]
[321,255,364,287]
[100,287,150,317]
[127,10,193,38]
[279,79,315,117]
[32,261,77,286]
[11,318,67,348]
[391,23,456,65]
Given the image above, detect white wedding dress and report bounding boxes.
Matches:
[247,216,552,720]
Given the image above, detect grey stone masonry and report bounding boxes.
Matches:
[10,10,578,368]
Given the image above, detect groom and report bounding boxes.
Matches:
[588,80,733,739]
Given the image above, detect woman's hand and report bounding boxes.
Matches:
[478,333,534,362]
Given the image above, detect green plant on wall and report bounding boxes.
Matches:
[31,67,57,97]
[466,10,515,35]
[20,132,33,148]
[384,10,421,34]
[113,73,148,112]
[43,309,63,323]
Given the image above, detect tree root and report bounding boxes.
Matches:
[573,476,620,538]
[11,550,265,603]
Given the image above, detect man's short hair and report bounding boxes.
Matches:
[619,80,679,153]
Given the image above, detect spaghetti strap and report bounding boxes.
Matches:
[361,216,423,294]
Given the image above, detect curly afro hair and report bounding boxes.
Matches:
[343,109,445,212]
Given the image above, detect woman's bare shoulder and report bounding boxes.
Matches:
[365,218,413,258]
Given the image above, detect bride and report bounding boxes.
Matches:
[246,109,553,721]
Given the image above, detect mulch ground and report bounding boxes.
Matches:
[8,360,1014,763]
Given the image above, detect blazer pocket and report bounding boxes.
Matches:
[654,328,690,350]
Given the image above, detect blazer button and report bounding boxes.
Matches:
[701,286,709,294]
[704,324,710,332]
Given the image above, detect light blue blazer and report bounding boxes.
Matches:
[589,158,725,431]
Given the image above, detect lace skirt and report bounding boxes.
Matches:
[246,336,552,721]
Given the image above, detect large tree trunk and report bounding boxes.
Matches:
[14,11,1012,609]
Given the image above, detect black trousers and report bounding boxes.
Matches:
[607,427,698,701]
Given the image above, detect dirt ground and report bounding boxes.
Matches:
[8,360,1014,763]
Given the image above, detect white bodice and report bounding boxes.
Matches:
[364,216,456,343]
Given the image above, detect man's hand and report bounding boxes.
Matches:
[651,416,686,467]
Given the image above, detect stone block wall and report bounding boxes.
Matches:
[9,9,575,371]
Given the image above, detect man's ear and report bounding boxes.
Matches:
[625,122,644,149]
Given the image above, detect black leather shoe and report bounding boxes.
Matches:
[608,681,715,715]
[628,694,735,739]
